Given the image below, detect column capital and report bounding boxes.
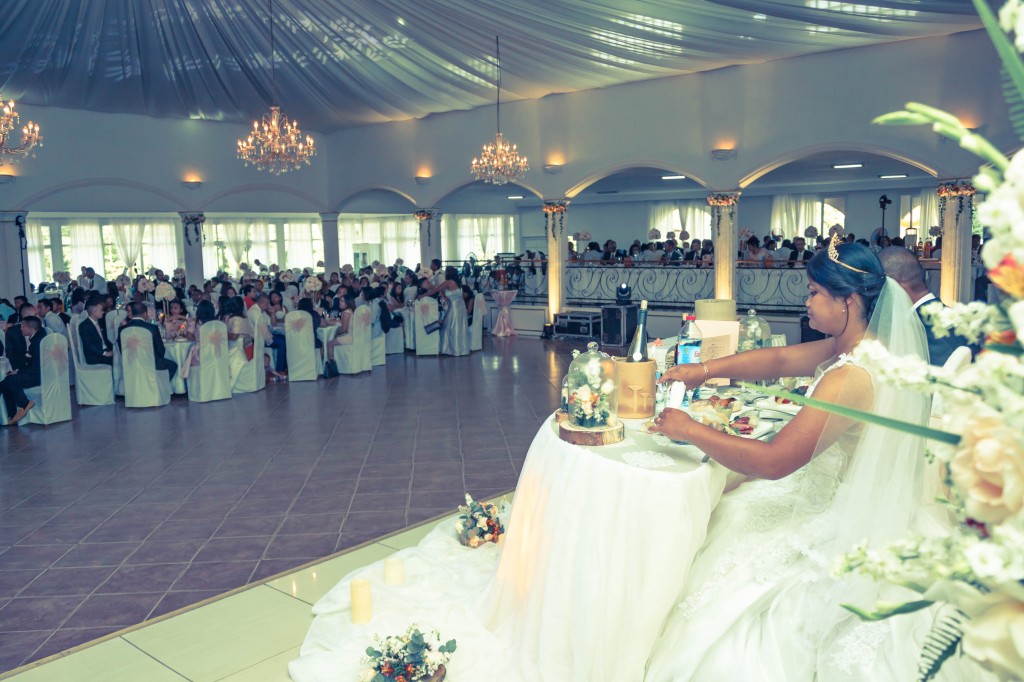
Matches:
[414,208,441,220]
[318,212,340,221]
[0,210,29,222]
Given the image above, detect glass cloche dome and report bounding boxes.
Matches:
[738,308,771,352]
[566,342,619,429]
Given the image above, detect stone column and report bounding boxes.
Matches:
[319,212,340,274]
[938,181,976,305]
[415,209,442,269]
[0,211,30,299]
[544,201,568,318]
[708,192,740,300]
[179,212,206,286]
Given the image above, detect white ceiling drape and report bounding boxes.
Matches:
[0,1,979,131]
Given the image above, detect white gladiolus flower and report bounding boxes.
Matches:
[601,380,615,394]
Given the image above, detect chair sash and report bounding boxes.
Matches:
[334,306,372,374]
[120,326,171,408]
[188,320,232,403]
[415,297,439,356]
[284,311,317,381]
[22,334,72,425]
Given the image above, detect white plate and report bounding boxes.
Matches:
[751,396,801,416]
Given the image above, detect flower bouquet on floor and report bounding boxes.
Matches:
[362,625,456,682]
[455,494,506,548]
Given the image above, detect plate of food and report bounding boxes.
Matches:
[688,397,774,440]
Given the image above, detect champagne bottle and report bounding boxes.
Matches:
[626,300,649,362]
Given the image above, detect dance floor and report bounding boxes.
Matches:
[0,336,569,674]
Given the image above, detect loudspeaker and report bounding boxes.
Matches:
[601,305,638,346]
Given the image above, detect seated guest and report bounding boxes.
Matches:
[38,299,66,337]
[51,298,70,326]
[325,292,356,356]
[878,246,971,366]
[296,297,326,349]
[220,297,254,388]
[1,316,46,423]
[83,267,106,292]
[254,294,286,380]
[462,284,475,326]
[69,288,88,316]
[582,241,603,261]
[163,299,194,341]
[931,236,943,260]
[189,300,218,372]
[79,297,113,365]
[118,301,177,380]
[682,239,702,262]
[787,237,812,266]
[5,302,37,372]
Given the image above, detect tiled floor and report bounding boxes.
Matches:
[0,336,571,674]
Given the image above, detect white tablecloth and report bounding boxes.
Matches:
[483,415,728,681]
[164,340,193,394]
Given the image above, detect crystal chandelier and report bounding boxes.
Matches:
[0,96,43,163]
[471,37,528,186]
[237,0,315,175]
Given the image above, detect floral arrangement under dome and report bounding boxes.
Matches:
[579,230,592,242]
[455,494,507,548]
[279,269,293,283]
[154,282,176,302]
[828,224,844,238]
[565,344,618,428]
[648,228,662,241]
[804,226,819,239]
[303,274,323,294]
[929,225,943,237]
[362,625,456,682]
[761,2,1024,679]
[136,278,154,294]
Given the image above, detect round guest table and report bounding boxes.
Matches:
[164,339,193,394]
[483,414,729,682]
[489,290,518,337]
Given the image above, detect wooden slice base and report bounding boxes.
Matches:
[554,409,569,424]
[559,419,625,446]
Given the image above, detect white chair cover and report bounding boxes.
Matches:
[405,304,416,351]
[931,345,973,421]
[385,324,404,354]
[187,320,232,403]
[334,306,372,375]
[285,311,317,381]
[69,318,114,406]
[233,317,267,394]
[469,292,486,351]
[22,334,72,426]
[106,309,127,396]
[120,326,172,408]
[371,334,386,366]
[414,297,439,356]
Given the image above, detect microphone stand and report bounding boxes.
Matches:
[16,214,27,298]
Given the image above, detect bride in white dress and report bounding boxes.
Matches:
[646,240,966,681]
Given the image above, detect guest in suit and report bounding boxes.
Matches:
[38,299,66,337]
[787,237,813,267]
[1,316,46,424]
[79,297,113,366]
[83,267,106,292]
[5,303,37,373]
[118,301,177,380]
[878,247,970,366]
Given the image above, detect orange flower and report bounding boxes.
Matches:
[986,329,1018,347]
[989,255,1024,299]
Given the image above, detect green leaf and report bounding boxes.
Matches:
[906,102,970,129]
[445,639,458,653]
[366,647,382,658]
[743,384,962,446]
[372,674,390,682]
[973,0,1024,109]
[841,599,934,621]
[984,343,1023,356]
[872,111,931,126]
[1001,67,1024,143]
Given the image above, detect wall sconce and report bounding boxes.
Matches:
[181,180,203,190]
[415,176,431,185]
[710,149,737,161]
[0,173,14,185]
[543,164,564,174]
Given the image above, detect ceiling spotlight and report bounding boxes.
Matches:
[661,175,686,180]
[543,164,564,174]
[415,175,430,185]
[181,180,202,190]
[833,163,863,169]
[710,149,737,161]
[507,195,524,200]
[879,174,908,179]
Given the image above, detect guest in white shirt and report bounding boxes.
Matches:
[38,299,67,337]
[582,242,603,262]
[878,246,968,366]
[83,267,106,292]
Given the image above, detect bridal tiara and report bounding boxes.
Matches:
[828,233,869,274]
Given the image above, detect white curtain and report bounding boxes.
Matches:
[770,195,820,238]
[339,215,420,267]
[110,220,146,273]
[285,220,324,269]
[248,221,276,268]
[221,221,251,269]
[442,215,516,261]
[65,222,105,276]
[146,222,179,272]
[919,187,940,235]
[678,201,712,242]
[26,222,48,284]
[650,203,682,236]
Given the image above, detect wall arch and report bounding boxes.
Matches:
[564,160,712,199]
[20,178,184,211]
[738,142,943,188]
[333,185,417,213]
[428,179,544,207]
[203,184,325,212]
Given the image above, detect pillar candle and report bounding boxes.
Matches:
[383,558,405,586]
[350,578,372,623]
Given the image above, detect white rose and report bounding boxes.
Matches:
[966,542,1014,583]
[601,380,615,394]
[950,411,1024,526]
[476,516,489,530]
[963,598,1024,681]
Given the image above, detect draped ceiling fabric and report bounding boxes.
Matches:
[0,1,979,132]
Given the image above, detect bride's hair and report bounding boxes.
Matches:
[806,243,886,318]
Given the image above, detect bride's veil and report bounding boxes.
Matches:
[810,276,937,676]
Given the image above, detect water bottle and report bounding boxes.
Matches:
[675,314,703,406]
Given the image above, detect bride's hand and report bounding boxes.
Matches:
[658,362,706,386]
[649,408,695,442]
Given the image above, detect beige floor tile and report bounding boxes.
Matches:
[6,637,187,682]
[219,646,299,682]
[124,586,312,682]
[266,543,394,605]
